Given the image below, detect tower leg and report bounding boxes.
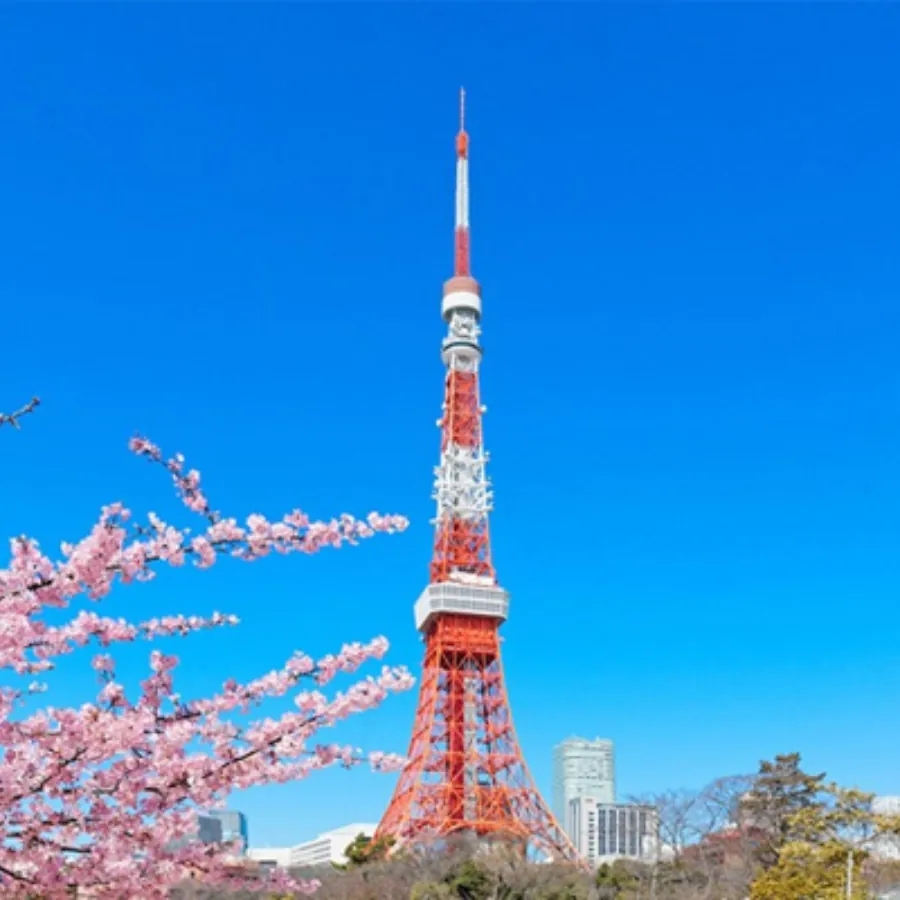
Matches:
[376,615,579,862]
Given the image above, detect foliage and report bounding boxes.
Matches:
[741,752,826,868]
[337,833,396,869]
[744,754,900,900]
[749,841,867,900]
[594,861,638,899]
[447,859,495,900]
[0,413,411,899]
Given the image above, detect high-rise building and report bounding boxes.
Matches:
[206,809,248,853]
[553,737,615,824]
[568,797,658,868]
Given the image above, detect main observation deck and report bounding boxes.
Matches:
[414,579,510,633]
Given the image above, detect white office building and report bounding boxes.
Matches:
[247,846,293,870]
[289,823,378,868]
[552,736,615,826]
[247,823,378,871]
[568,797,658,868]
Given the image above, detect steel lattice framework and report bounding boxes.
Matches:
[376,92,579,863]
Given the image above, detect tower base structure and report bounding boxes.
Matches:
[376,609,579,862]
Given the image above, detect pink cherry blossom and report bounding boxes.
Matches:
[0,435,412,898]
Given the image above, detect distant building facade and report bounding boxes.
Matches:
[207,809,249,853]
[289,823,378,868]
[166,814,223,852]
[552,737,615,826]
[568,797,658,868]
[247,823,378,870]
[247,847,292,870]
[197,814,224,844]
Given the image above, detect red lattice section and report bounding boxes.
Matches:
[431,520,492,584]
[441,369,480,450]
[376,615,579,861]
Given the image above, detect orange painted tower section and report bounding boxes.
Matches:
[375,92,579,862]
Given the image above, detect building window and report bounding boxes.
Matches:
[598,807,608,855]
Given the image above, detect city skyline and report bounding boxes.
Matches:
[3,4,900,847]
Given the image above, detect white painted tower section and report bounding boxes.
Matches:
[455,155,469,230]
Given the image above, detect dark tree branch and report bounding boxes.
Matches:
[0,396,40,430]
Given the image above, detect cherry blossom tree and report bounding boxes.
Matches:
[0,399,412,899]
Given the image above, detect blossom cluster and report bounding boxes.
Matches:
[0,437,412,898]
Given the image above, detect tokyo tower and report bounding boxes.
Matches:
[375,92,579,862]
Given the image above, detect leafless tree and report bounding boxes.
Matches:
[629,775,757,900]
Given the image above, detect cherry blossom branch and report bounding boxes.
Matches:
[0,396,40,431]
[0,639,412,897]
[0,432,411,897]
[0,436,408,673]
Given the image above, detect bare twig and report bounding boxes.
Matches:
[0,396,40,431]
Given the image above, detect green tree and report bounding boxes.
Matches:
[742,752,826,867]
[594,861,638,898]
[335,832,395,870]
[448,859,493,900]
[748,779,900,900]
[750,841,867,900]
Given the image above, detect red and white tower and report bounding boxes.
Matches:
[376,92,579,862]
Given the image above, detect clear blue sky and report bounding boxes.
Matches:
[3,4,900,847]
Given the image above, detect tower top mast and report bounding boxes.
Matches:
[457,87,468,158]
